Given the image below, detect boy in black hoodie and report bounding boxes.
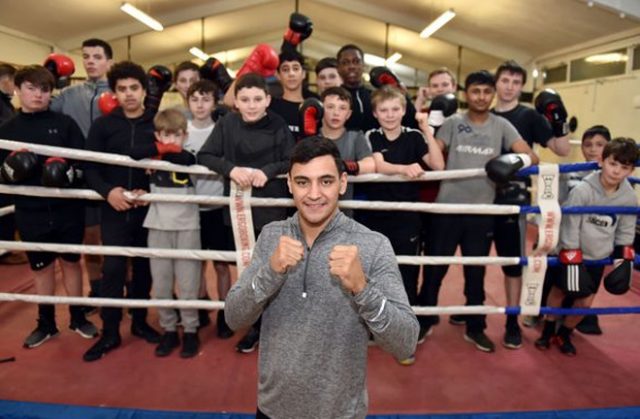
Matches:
[0,65,97,348]
[83,61,163,362]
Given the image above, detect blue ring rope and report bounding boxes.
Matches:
[519,205,640,214]
[503,306,640,316]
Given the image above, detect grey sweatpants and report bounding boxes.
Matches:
[148,229,201,333]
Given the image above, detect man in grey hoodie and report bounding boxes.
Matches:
[50,38,113,303]
[226,136,419,419]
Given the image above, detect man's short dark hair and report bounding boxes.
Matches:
[82,38,113,59]
[464,70,495,91]
[602,137,639,166]
[107,61,147,91]
[278,50,305,71]
[289,136,345,174]
[174,61,200,81]
[582,125,611,143]
[0,63,17,79]
[187,79,217,100]
[337,44,364,61]
[320,86,352,108]
[14,65,54,91]
[315,57,337,75]
[495,60,527,85]
[234,73,268,96]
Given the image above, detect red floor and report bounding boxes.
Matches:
[1,251,640,415]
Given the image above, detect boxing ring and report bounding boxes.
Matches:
[0,139,639,419]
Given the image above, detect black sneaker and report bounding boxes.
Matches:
[23,322,59,349]
[463,331,495,353]
[216,311,234,339]
[198,310,211,330]
[180,332,200,358]
[449,314,466,325]
[553,334,577,356]
[417,325,433,345]
[503,324,523,350]
[236,327,260,353]
[576,315,602,335]
[70,319,99,339]
[534,334,552,350]
[131,321,161,344]
[155,331,180,357]
[83,333,121,362]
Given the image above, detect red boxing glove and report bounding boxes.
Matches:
[98,92,118,115]
[344,160,360,175]
[299,98,323,138]
[155,142,182,156]
[236,44,280,79]
[44,53,75,79]
[369,67,406,92]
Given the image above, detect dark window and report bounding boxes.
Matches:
[542,64,567,84]
[633,45,640,71]
[570,49,627,81]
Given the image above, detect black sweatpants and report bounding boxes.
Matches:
[417,214,494,333]
[100,206,152,333]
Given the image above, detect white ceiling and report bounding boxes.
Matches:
[0,0,637,85]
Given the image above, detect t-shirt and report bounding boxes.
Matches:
[269,97,301,138]
[184,120,224,210]
[436,112,520,204]
[328,129,372,202]
[367,127,428,203]
[491,104,552,149]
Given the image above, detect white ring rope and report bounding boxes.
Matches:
[0,292,506,316]
[0,139,486,182]
[0,240,521,266]
[0,184,521,215]
[0,205,15,217]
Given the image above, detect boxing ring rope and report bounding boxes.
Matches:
[0,205,15,217]
[0,140,638,318]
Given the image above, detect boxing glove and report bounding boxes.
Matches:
[369,67,405,91]
[557,249,594,298]
[236,44,280,79]
[98,92,118,115]
[485,153,532,184]
[281,13,313,53]
[344,160,360,176]
[200,57,233,93]
[428,93,458,128]
[145,65,173,112]
[41,157,78,188]
[44,53,75,89]
[604,245,635,295]
[535,89,568,137]
[299,98,324,138]
[155,142,182,156]
[494,182,531,206]
[1,149,39,184]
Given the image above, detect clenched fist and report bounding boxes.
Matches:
[329,245,367,294]
[270,235,305,274]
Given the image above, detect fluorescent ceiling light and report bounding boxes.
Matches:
[585,52,628,63]
[189,47,209,61]
[120,2,163,31]
[385,52,402,65]
[419,9,456,39]
[364,53,386,67]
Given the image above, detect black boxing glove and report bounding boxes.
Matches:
[344,160,360,176]
[557,249,594,298]
[299,98,324,138]
[1,149,39,184]
[494,182,531,206]
[428,93,458,128]
[281,13,313,53]
[604,245,635,295]
[369,67,405,91]
[41,157,78,188]
[485,153,532,184]
[144,65,173,112]
[200,57,233,93]
[535,89,568,137]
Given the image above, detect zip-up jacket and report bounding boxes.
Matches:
[50,79,111,137]
[0,109,84,211]
[226,211,419,419]
[85,107,155,219]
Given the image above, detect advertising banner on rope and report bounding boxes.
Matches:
[229,182,255,276]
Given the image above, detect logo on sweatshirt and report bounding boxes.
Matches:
[587,214,616,228]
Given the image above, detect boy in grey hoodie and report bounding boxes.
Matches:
[535,137,638,356]
[225,136,419,419]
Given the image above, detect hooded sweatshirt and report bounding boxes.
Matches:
[226,211,419,419]
[559,171,637,260]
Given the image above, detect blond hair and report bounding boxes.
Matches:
[371,85,406,110]
[154,108,187,133]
